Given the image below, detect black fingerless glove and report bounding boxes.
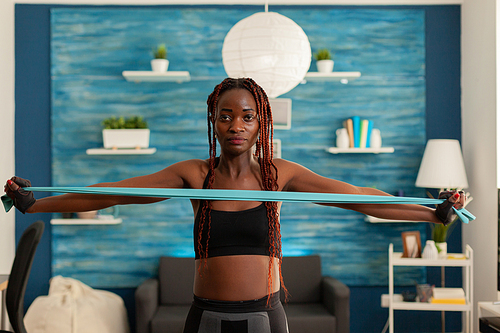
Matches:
[434,191,457,226]
[10,177,36,214]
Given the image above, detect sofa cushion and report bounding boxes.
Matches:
[284,303,337,333]
[151,305,191,333]
[159,257,195,305]
[281,255,322,303]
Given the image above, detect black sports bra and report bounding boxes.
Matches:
[193,160,275,259]
[194,202,271,259]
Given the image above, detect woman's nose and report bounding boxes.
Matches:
[229,118,245,132]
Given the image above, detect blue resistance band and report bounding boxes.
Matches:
[2,186,475,224]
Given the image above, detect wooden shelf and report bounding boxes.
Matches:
[304,71,361,83]
[51,216,122,225]
[122,71,191,83]
[326,147,394,154]
[86,148,157,155]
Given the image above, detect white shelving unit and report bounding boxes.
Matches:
[387,243,473,333]
[326,147,394,154]
[122,71,191,83]
[304,71,361,84]
[86,148,156,155]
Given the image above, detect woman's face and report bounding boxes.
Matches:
[214,88,259,155]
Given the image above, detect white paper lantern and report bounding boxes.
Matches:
[222,12,311,98]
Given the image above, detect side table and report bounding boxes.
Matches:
[479,301,500,333]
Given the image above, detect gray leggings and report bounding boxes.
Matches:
[183,292,288,333]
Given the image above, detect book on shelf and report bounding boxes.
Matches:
[352,116,360,148]
[360,119,374,148]
[430,288,466,304]
[365,120,373,148]
[344,118,354,147]
[340,117,375,149]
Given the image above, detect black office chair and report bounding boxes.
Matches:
[0,221,44,333]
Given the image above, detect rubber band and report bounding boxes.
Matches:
[2,187,475,224]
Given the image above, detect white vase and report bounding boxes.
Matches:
[422,240,439,260]
[436,242,447,259]
[336,128,349,148]
[317,59,334,73]
[151,59,169,72]
[370,128,382,148]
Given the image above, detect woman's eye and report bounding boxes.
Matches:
[245,114,256,121]
[219,115,231,121]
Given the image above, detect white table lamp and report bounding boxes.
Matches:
[415,139,469,190]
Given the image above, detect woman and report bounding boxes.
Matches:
[4,78,464,333]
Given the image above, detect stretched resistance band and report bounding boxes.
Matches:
[2,186,475,223]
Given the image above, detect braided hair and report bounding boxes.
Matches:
[200,77,287,303]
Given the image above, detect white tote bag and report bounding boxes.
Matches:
[24,276,129,333]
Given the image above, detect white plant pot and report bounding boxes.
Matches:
[151,59,169,72]
[102,129,150,149]
[317,59,334,73]
[436,242,447,259]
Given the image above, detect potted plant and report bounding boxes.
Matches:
[314,48,334,73]
[101,116,150,149]
[430,192,473,259]
[151,44,169,72]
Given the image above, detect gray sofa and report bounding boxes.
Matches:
[135,255,350,333]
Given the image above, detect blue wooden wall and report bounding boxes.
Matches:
[50,7,427,288]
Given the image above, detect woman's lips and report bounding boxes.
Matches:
[228,137,245,144]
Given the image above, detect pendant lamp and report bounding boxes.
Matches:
[222,10,311,98]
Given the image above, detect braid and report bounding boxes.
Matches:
[202,78,287,304]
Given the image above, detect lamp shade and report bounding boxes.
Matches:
[415,139,469,189]
[222,12,311,98]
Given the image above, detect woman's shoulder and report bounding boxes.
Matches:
[273,158,303,171]
[168,159,210,174]
[153,159,209,189]
[272,158,309,183]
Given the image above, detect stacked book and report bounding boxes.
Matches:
[342,116,374,148]
[430,288,466,304]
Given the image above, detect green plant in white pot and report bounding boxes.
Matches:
[430,192,472,259]
[102,116,150,150]
[431,222,455,259]
[151,44,169,72]
[314,48,334,73]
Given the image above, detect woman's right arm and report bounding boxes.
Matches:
[4,159,205,214]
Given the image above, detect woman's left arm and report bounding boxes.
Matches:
[276,159,461,224]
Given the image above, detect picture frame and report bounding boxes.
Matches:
[273,139,282,158]
[401,231,422,258]
[269,98,292,130]
[252,139,282,158]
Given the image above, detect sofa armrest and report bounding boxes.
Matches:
[135,278,160,333]
[322,276,350,333]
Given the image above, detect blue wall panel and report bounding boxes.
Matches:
[50,7,427,288]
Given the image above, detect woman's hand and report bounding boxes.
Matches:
[435,190,466,226]
[4,176,36,214]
